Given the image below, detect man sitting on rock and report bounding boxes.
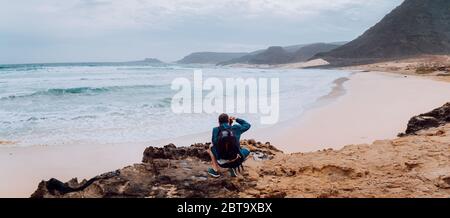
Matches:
[207,113,251,178]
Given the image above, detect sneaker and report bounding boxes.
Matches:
[207,168,220,178]
[229,168,237,177]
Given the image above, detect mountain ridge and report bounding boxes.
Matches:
[176,52,248,65]
[217,42,343,66]
[316,0,450,66]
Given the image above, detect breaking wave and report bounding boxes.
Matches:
[0,85,169,100]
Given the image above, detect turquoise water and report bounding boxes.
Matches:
[0,63,349,147]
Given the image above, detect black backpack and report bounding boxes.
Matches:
[217,126,240,161]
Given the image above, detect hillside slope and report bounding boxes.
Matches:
[219,43,341,65]
[317,0,450,65]
[176,52,248,64]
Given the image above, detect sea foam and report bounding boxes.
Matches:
[0,64,350,147]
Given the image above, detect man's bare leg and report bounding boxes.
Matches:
[208,148,220,172]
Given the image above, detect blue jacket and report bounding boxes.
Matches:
[212,118,251,147]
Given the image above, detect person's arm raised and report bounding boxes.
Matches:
[235,118,251,133]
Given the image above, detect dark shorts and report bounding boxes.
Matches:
[210,146,250,161]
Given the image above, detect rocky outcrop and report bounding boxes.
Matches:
[142,143,211,163]
[401,102,450,135]
[31,140,282,198]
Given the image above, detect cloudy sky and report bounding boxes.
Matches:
[0,0,403,64]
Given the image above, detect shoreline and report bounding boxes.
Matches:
[2,70,450,197]
[309,75,352,110]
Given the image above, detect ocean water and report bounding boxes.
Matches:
[0,63,350,147]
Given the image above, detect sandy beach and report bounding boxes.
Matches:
[2,71,450,197]
[249,71,450,152]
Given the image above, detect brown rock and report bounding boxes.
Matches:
[403,103,450,135]
[436,176,450,189]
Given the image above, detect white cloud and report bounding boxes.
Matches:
[0,0,394,31]
[0,0,403,63]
